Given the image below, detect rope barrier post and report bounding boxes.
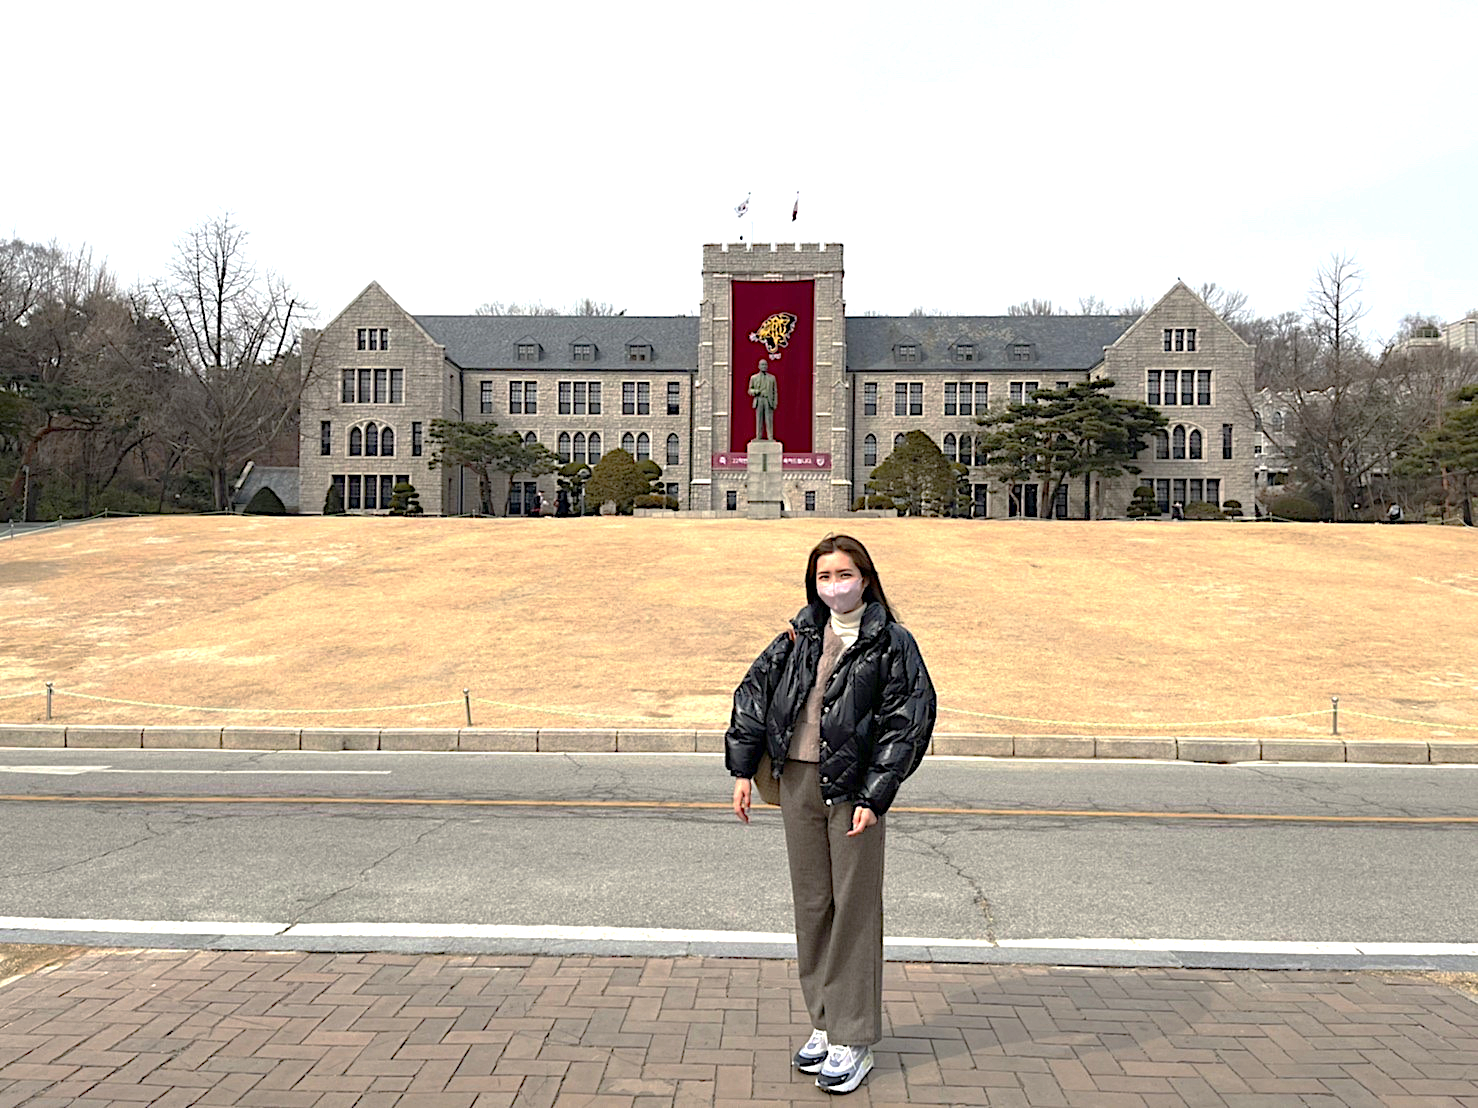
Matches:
[46,681,53,721]
[1331,695,1339,735]
[464,688,473,727]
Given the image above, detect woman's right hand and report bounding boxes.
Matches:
[732,778,752,824]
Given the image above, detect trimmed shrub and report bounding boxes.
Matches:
[1222,498,1243,518]
[851,494,898,511]
[323,484,345,515]
[1269,494,1321,522]
[634,494,678,510]
[243,486,287,515]
[1183,500,1226,521]
[1126,485,1161,518]
[388,481,424,516]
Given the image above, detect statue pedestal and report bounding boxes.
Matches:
[746,440,783,520]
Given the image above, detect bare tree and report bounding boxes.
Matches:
[474,297,624,316]
[1007,298,1056,316]
[1196,282,1250,327]
[152,215,312,511]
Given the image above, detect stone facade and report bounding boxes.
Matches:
[297,249,1256,519]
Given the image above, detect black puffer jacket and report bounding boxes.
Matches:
[725,601,936,815]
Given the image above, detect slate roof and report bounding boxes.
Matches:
[414,315,700,371]
[843,315,1137,372]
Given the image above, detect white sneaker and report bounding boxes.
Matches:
[816,1043,873,1094]
[792,1028,828,1073]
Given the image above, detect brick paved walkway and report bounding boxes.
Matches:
[1,950,1477,1107]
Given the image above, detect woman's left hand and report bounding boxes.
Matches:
[846,806,877,837]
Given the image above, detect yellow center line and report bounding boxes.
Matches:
[0,794,1475,824]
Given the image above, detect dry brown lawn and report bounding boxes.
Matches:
[0,515,1474,739]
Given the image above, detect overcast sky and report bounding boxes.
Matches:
[9,0,1475,345]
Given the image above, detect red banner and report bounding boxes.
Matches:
[730,280,814,453]
[711,452,832,470]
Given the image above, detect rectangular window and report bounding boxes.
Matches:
[1162,329,1173,353]
[894,382,907,417]
[481,381,493,414]
[909,382,923,416]
[805,490,816,512]
[863,381,877,416]
[373,369,386,404]
[573,343,594,362]
[667,381,680,416]
[332,474,345,508]
[524,381,537,415]
[664,481,679,502]
[1186,328,1197,352]
[1181,372,1194,406]
[1146,370,1160,405]
[517,343,538,362]
[1206,478,1220,505]
[955,344,975,363]
[390,369,403,404]
[1197,370,1211,405]
[726,489,737,511]
[380,475,394,508]
[1190,479,1204,504]
[320,421,331,456]
[357,329,367,352]
[1155,478,1170,514]
[973,383,988,411]
[1222,424,1233,460]
[509,381,523,415]
[1173,478,1187,507]
[371,329,383,352]
[574,381,587,415]
[1175,329,1185,353]
[1162,370,1177,405]
[358,369,371,404]
[341,370,355,403]
[559,381,572,414]
[897,344,918,364]
[1010,381,1023,405]
[623,381,636,415]
[1156,431,1169,459]
[412,422,422,457]
[637,381,650,415]
[959,383,973,417]
[1012,343,1033,362]
[364,476,378,510]
[628,344,651,362]
[588,381,601,415]
[944,383,957,416]
[348,475,362,509]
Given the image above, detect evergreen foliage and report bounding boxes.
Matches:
[387,481,423,516]
[323,483,345,515]
[864,429,958,516]
[427,419,558,515]
[1126,485,1160,518]
[1269,494,1322,521]
[585,449,649,514]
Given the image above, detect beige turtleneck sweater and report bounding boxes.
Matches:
[788,603,865,763]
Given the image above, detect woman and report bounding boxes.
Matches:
[726,534,936,1095]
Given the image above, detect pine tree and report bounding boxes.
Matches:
[865,430,958,516]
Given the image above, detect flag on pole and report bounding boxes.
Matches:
[735,193,750,218]
[792,192,799,222]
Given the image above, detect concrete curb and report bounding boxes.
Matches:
[1,725,1476,764]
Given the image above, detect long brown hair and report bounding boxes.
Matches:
[804,534,898,623]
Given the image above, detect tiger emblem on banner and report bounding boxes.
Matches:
[748,312,798,359]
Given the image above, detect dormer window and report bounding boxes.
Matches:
[954,343,975,363]
[1011,343,1034,362]
[572,342,596,362]
[627,343,653,362]
[516,342,541,362]
[895,343,919,364]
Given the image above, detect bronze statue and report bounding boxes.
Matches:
[747,358,778,441]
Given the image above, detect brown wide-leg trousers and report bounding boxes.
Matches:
[779,759,885,1047]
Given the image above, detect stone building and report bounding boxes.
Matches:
[298,244,1254,517]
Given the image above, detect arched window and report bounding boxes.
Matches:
[1270,410,1285,431]
[380,427,395,456]
[943,433,957,462]
[558,432,571,463]
[1173,425,1186,460]
[863,434,877,468]
[636,432,650,462]
[894,432,905,448]
[573,432,586,464]
[524,432,537,447]
[1155,430,1169,460]
[588,432,602,464]
[365,423,379,457]
[666,433,680,466]
[1189,429,1203,460]
[959,434,972,466]
[621,432,635,455]
[349,427,362,456]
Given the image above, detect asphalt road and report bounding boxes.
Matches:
[1,749,1475,957]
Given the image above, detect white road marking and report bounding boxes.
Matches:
[0,766,391,776]
[1,917,1475,957]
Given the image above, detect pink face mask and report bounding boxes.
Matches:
[817,577,865,612]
